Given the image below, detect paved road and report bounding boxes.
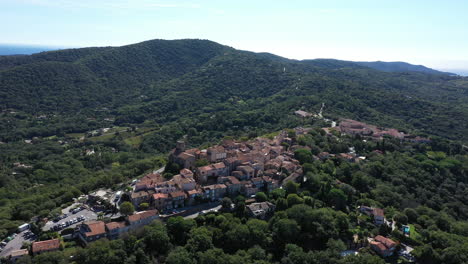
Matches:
[178,202,222,219]
[43,204,97,232]
[0,230,35,258]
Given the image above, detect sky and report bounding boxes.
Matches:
[1,0,467,72]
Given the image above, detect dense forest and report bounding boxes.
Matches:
[0,39,467,263]
[6,130,468,264]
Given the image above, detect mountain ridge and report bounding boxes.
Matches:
[0,38,467,144]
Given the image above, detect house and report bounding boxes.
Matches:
[31,239,60,256]
[127,210,159,229]
[250,177,264,189]
[172,174,196,191]
[360,206,385,225]
[265,159,282,171]
[373,208,385,225]
[262,176,279,192]
[207,146,227,162]
[202,184,227,201]
[223,157,242,173]
[241,182,259,197]
[196,162,228,183]
[169,141,197,170]
[281,161,297,174]
[180,168,194,178]
[169,191,186,208]
[225,176,242,195]
[131,191,150,207]
[235,165,255,180]
[186,188,203,205]
[370,235,397,257]
[8,249,29,262]
[174,152,196,170]
[106,221,129,240]
[152,193,168,211]
[134,173,163,191]
[78,221,107,244]
[294,110,312,118]
[246,202,276,219]
[154,181,177,194]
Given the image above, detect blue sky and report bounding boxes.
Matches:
[1,0,467,71]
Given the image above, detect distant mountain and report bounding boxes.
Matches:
[355,61,455,75]
[0,39,467,144]
[0,44,59,55]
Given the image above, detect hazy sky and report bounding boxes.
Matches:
[1,0,467,71]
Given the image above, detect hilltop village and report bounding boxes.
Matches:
[1,118,433,262]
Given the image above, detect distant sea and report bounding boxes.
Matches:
[0,44,60,55]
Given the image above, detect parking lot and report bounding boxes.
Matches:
[0,230,35,258]
[43,203,98,232]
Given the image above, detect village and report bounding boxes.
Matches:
[1,116,423,262]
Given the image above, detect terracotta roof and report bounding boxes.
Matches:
[131,191,149,199]
[105,221,127,231]
[187,189,202,195]
[169,191,186,198]
[370,241,387,252]
[375,235,397,249]
[198,165,214,173]
[153,193,168,200]
[83,221,106,237]
[32,239,60,253]
[128,210,158,223]
[180,168,194,177]
[212,162,226,169]
[228,176,240,184]
[373,208,384,217]
[178,152,195,160]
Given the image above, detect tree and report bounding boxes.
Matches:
[270,188,286,200]
[287,194,304,207]
[294,149,313,164]
[276,198,288,211]
[186,227,213,253]
[272,219,300,245]
[328,188,347,211]
[285,181,299,195]
[394,213,408,225]
[139,202,149,210]
[255,192,267,202]
[119,201,135,216]
[143,221,170,254]
[166,216,196,245]
[222,197,233,210]
[166,247,196,264]
[196,159,210,167]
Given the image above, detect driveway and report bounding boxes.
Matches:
[0,230,36,258]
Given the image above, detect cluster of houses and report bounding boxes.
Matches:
[337,119,430,143]
[4,209,160,262]
[358,206,400,257]
[130,132,306,212]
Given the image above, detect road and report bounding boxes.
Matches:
[181,203,222,219]
[43,203,97,232]
[0,230,35,258]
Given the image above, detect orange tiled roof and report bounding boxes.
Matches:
[105,221,127,231]
[153,193,168,200]
[84,221,106,237]
[32,239,60,253]
[128,210,158,223]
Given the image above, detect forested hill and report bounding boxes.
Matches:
[0,39,467,144]
[355,61,455,75]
